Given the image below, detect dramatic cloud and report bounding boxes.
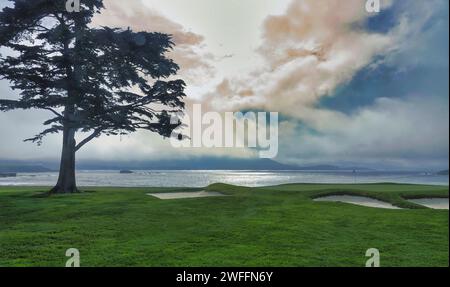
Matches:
[277,95,449,169]
[204,0,395,118]
[380,0,449,69]
[197,0,449,169]
[93,0,214,84]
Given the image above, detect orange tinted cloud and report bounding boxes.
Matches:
[203,0,396,126]
[93,0,214,84]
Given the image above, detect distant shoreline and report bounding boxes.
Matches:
[1,170,448,188]
[6,169,450,173]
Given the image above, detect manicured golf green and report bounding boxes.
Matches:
[0,183,448,267]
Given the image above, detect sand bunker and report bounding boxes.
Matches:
[314,195,402,209]
[407,198,449,210]
[147,191,225,200]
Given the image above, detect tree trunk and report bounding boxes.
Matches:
[51,127,78,194]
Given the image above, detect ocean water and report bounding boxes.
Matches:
[0,170,448,187]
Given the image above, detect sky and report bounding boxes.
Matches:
[0,0,448,170]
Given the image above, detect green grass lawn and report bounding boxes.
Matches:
[0,183,448,267]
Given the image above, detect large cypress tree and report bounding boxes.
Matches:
[0,0,186,193]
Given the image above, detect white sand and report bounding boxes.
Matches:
[314,195,402,209]
[407,198,449,210]
[147,191,225,200]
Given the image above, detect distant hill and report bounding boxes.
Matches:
[437,170,449,175]
[296,164,341,171]
[76,158,300,171]
[0,161,53,173]
[75,158,364,171]
[0,158,372,172]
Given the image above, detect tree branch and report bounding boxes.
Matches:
[43,107,63,118]
[75,129,102,152]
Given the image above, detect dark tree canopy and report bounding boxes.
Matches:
[0,0,186,193]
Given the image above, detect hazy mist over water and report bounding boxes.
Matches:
[1,170,448,188]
